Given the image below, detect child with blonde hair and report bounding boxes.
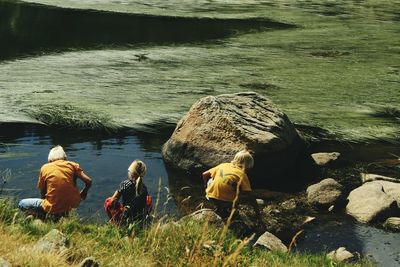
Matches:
[202,150,263,224]
[105,160,152,225]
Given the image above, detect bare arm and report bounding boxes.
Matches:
[77,171,92,200]
[202,171,212,187]
[110,190,121,203]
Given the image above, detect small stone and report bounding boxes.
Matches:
[281,199,296,210]
[187,209,223,225]
[384,217,400,231]
[303,216,316,225]
[327,247,354,262]
[311,152,340,166]
[256,199,265,205]
[0,257,11,267]
[79,257,99,267]
[254,231,288,252]
[33,229,68,255]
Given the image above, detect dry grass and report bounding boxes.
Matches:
[0,225,70,267]
[0,198,370,267]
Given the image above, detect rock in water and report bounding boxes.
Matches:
[346,182,397,223]
[162,92,304,184]
[306,178,344,208]
[384,217,400,231]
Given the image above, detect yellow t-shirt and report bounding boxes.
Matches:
[37,160,82,214]
[205,163,252,202]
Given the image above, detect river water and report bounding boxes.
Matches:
[0,0,399,265]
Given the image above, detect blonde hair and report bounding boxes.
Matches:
[128,160,147,196]
[48,145,67,162]
[231,150,254,170]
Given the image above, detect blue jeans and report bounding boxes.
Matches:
[18,198,45,213]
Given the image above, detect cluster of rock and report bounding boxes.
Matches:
[306,171,400,228]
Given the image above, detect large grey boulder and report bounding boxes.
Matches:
[254,231,288,252]
[306,178,344,208]
[162,92,304,183]
[33,229,68,255]
[346,182,397,223]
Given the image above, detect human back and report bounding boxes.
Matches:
[205,162,251,202]
[39,160,82,214]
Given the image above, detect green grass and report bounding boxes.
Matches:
[27,104,120,132]
[0,198,371,267]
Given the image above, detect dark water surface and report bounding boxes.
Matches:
[296,215,400,267]
[0,124,178,220]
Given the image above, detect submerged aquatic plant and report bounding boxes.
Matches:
[27,104,120,132]
[370,106,400,121]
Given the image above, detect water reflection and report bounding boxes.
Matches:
[0,123,176,220]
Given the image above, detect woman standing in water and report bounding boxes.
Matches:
[18,145,92,218]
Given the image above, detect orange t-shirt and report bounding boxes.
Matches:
[37,160,82,214]
[205,163,252,202]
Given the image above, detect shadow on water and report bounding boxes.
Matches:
[296,214,400,267]
[0,0,295,60]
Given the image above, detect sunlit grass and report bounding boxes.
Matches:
[0,198,371,267]
[27,104,121,132]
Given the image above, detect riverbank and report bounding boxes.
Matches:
[0,199,370,267]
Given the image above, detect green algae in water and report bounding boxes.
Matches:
[0,0,399,142]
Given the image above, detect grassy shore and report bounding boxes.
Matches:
[0,198,371,267]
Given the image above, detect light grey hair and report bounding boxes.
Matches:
[48,145,67,162]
